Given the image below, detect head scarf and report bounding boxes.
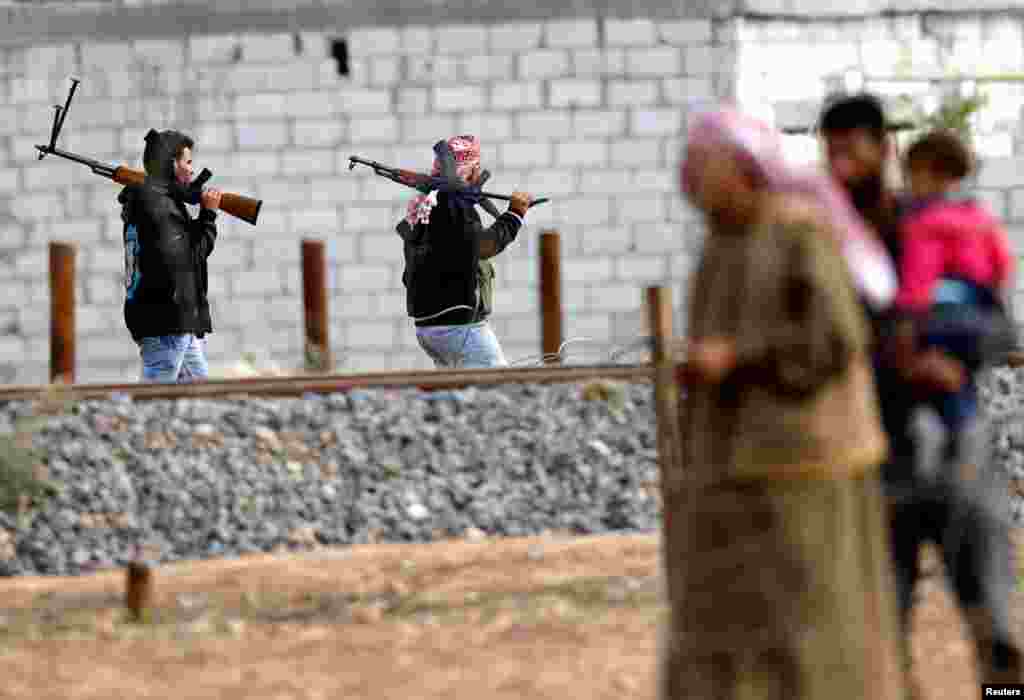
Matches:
[680,104,897,312]
[405,135,482,227]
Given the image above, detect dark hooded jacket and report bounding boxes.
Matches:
[399,193,522,327]
[119,129,217,342]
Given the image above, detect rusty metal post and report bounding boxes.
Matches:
[49,241,76,384]
[645,286,681,530]
[125,561,154,622]
[301,239,330,372]
[539,230,562,363]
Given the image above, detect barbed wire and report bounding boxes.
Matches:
[506,336,656,368]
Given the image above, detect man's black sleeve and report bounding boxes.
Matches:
[461,204,522,259]
[189,208,218,259]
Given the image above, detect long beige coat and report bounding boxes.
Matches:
[660,192,906,699]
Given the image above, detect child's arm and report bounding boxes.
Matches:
[988,222,1015,291]
[893,215,946,313]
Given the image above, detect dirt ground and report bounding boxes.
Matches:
[0,531,1018,700]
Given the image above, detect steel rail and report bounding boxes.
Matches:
[1,350,1020,404]
[0,364,661,403]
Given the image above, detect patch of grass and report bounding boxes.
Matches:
[0,576,666,645]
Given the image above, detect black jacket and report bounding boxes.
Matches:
[120,131,217,342]
[400,193,522,327]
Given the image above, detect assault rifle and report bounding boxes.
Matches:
[36,77,263,225]
[348,139,550,221]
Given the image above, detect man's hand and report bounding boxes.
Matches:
[200,187,222,211]
[905,348,966,393]
[687,337,737,385]
[509,191,532,217]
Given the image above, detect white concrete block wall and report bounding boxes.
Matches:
[2,9,1024,383]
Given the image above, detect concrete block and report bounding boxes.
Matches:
[189,34,240,64]
[402,115,457,144]
[401,26,434,53]
[499,141,552,169]
[491,82,543,111]
[11,193,64,221]
[633,169,676,195]
[490,23,543,52]
[192,123,235,152]
[281,149,336,177]
[436,25,489,54]
[290,209,341,236]
[331,292,378,319]
[349,117,400,143]
[283,90,336,118]
[615,255,668,281]
[977,157,1024,189]
[579,169,633,194]
[347,27,401,57]
[616,195,667,223]
[659,19,713,45]
[626,47,682,77]
[370,57,403,86]
[975,189,1007,220]
[548,79,602,108]
[610,140,662,167]
[292,119,345,148]
[555,141,609,167]
[458,113,514,141]
[461,54,515,83]
[632,109,683,137]
[554,199,611,228]
[545,18,598,49]
[522,169,578,197]
[134,38,186,66]
[236,121,289,150]
[573,110,627,138]
[519,49,571,81]
[310,177,361,209]
[396,88,430,115]
[339,264,392,292]
[331,88,391,115]
[357,233,401,263]
[563,257,614,285]
[17,44,78,77]
[683,45,716,76]
[8,77,53,105]
[0,226,25,249]
[407,56,460,84]
[605,18,657,47]
[240,32,295,63]
[434,85,487,112]
[343,207,394,233]
[565,313,611,340]
[663,77,715,104]
[608,80,659,107]
[235,92,287,119]
[516,111,573,140]
[229,152,281,178]
[572,48,626,77]
[588,283,644,312]
[579,227,632,255]
[86,276,122,306]
[234,268,284,297]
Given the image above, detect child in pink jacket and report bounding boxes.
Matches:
[893,129,1015,454]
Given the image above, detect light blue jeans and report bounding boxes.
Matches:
[138,334,209,383]
[415,321,508,369]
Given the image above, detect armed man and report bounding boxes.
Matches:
[119,129,222,383]
[397,135,532,368]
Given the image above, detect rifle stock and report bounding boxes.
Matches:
[112,166,262,225]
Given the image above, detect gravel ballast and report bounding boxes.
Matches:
[0,368,1021,578]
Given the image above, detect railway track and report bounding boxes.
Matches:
[0,350,1020,404]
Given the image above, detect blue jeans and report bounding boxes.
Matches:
[138,334,209,383]
[415,321,508,369]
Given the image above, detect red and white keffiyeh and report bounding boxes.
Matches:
[404,135,482,227]
[680,104,898,312]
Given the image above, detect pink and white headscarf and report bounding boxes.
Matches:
[680,104,897,312]
[405,135,482,227]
